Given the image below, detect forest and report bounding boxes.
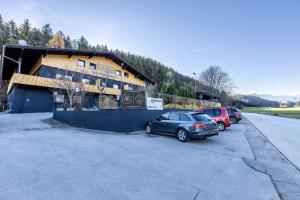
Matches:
[0,15,198,98]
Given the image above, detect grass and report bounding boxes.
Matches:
[241,107,300,119]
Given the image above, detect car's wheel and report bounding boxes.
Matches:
[177,128,189,142]
[230,117,238,124]
[145,124,152,134]
[217,122,226,131]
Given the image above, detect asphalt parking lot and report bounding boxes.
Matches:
[0,113,298,200]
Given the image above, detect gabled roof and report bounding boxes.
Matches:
[1,44,154,84]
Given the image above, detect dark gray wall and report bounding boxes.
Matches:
[53,109,190,132]
[8,85,54,113]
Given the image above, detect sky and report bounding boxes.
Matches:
[0,0,300,96]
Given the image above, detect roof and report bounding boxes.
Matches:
[0,44,154,84]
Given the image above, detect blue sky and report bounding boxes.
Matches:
[1,0,300,96]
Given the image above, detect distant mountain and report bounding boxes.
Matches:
[251,94,300,102]
[233,94,279,107]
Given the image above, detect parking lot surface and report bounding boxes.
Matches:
[0,113,281,200]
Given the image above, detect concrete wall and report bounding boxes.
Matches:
[53,109,190,132]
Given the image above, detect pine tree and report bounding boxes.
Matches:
[41,24,53,46]
[19,19,31,42]
[64,36,72,48]
[77,36,89,50]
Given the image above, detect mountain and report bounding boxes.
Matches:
[251,94,300,102]
[233,94,279,107]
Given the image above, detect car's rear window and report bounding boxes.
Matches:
[192,113,211,121]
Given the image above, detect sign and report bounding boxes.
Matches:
[146,97,163,110]
[120,90,146,108]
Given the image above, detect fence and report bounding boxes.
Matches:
[146,92,221,110]
[55,91,221,111]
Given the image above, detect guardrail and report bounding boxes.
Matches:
[146,92,221,110]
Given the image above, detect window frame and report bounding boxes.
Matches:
[124,72,129,78]
[77,59,85,67]
[89,62,97,70]
[115,70,121,76]
[113,84,119,89]
[179,114,191,121]
[169,112,180,121]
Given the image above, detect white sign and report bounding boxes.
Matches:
[147,97,163,110]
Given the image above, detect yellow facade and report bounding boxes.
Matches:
[8,54,150,96]
[39,54,146,87]
[7,73,121,96]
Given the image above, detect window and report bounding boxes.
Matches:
[179,114,191,121]
[56,74,62,79]
[54,95,64,103]
[77,59,85,67]
[113,84,119,89]
[90,63,97,70]
[124,72,129,78]
[64,75,72,81]
[115,70,121,76]
[101,81,107,87]
[192,113,211,121]
[82,79,90,84]
[169,113,180,121]
[214,109,221,116]
[203,109,214,117]
[158,112,169,121]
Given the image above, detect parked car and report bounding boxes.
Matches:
[196,108,231,131]
[226,107,242,124]
[145,111,219,142]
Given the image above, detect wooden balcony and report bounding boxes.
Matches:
[7,73,121,96]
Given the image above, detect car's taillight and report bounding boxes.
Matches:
[193,123,205,128]
[225,117,230,123]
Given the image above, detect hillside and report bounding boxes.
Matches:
[0,15,202,98]
[233,94,279,107]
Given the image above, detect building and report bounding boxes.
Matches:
[0,45,154,113]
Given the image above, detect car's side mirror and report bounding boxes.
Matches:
[156,117,161,121]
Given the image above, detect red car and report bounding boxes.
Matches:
[196,108,231,131]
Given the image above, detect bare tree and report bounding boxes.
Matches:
[199,65,234,94]
[49,68,91,109]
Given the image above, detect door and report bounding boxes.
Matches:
[151,112,170,133]
[164,112,180,134]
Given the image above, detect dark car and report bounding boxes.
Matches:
[226,107,242,124]
[196,108,231,131]
[145,111,219,142]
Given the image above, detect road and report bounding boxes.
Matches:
[244,113,300,169]
[0,113,280,200]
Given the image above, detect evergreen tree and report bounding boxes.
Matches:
[41,23,53,46]
[19,19,31,42]
[77,36,89,50]
[64,36,72,48]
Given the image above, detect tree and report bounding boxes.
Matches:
[199,65,234,94]
[48,32,65,48]
[19,19,31,41]
[64,36,72,48]
[77,36,89,50]
[51,69,91,109]
[41,24,53,46]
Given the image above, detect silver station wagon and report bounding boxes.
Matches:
[145,111,219,142]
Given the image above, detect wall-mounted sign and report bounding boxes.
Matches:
[120,90,146,108]
[146,97,163,110]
